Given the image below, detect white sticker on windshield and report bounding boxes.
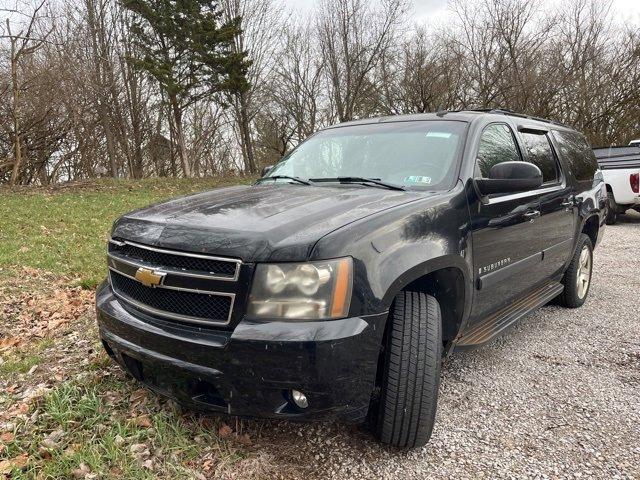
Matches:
[426,131,452,139]
[404,176,432,184]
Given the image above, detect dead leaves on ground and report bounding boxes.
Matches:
[0,453,28,475]
[0,338,21,353]
[0,267,94,348]
[5,402,29,417]
[218,423,233,438]
[130,415,153,428]
[218,422,252,446]
[128,388,149,409]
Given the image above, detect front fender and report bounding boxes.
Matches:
[379,253,471,309]
[310,184,474,319]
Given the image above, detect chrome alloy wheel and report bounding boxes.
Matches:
[576,245,592,299]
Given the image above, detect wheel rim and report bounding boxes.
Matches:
[576,246,592,299]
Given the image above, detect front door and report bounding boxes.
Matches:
[468,123,546,323]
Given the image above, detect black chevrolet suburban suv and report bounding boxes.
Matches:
[96,109,607,448]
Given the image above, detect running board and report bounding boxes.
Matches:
[454,281,564,348]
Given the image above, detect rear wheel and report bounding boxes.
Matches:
[606,192,618,225]
[557,234,593,308]
[374,291,442,448]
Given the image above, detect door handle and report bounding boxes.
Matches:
[524,210,541,221]
[562,197,575,212]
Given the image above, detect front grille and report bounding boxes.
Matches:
[110,271,233,324]
[109,241,238,279]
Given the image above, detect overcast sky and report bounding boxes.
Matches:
[285,0,640,24]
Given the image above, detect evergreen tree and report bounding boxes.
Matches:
[122,0,250,177]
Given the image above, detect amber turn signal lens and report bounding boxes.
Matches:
[330,257,353,318]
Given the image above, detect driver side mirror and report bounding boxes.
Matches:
[261,165,273,177]
[474,161,542,196]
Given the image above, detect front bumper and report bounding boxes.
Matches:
[96,281,387,423]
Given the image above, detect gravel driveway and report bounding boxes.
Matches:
[251,212,640,480]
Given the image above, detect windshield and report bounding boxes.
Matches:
[266,120,468,190]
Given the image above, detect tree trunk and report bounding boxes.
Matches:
[103,106,118,177]
[238,92,256,174]
[169,97,191,177]
[128,72,144,179]
[86,0,118,178]
[166,104,178,177]
[9,36,22,186]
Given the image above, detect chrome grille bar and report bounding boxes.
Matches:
[109,272,236,326]
[107,238,241,326]
[108,238,241,281]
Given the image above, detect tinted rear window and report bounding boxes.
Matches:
[552,130,598,182]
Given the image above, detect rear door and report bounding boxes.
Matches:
[518,129,576,279]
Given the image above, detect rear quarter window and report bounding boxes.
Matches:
[551,130,598,182]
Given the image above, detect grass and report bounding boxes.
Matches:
[0,177,254,288]
[4,377,238,479]
[0,354,41,375]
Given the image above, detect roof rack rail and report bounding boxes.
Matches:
[437,108,570,128]
[486,108,570,128]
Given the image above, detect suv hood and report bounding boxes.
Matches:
[112,184,423,261]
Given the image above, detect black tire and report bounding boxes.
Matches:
[606,192,618,225]
[374,291,442,448]
[557,234,593,308]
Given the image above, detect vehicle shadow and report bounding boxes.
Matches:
[616,210,640,224]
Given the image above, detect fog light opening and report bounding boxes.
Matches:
[291,389,309,409]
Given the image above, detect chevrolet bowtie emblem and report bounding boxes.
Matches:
[134,267,166,287]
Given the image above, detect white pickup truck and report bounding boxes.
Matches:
[593,144,640,224]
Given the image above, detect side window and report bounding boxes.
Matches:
[476,124,522,178]
[521,133,559,184]
[551,130,598,182]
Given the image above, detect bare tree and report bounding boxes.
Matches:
[377,28,464,114]
[271,19,325,142]
[85,0,121,177]
[317,0,408,122]
[221,0,282,174]
[2,0,52,185]
[115,7,152,178]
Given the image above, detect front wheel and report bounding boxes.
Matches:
[374,291,442,448]
[557,234,593,308]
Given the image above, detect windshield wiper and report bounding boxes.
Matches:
[256,175,312,186]
[308,177,406,191]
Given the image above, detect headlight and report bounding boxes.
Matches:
[247,257,353,320]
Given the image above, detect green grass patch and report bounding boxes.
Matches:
[0,354,41,375]
[0,177,253,287]
[44,383,106,428]
[35,338,55,352]
[5,376,241,479]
